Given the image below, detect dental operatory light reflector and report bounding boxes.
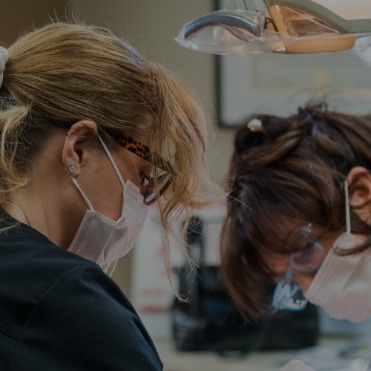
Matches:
[175,0,371,54]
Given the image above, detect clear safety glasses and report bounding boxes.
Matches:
[272,224,326,311]
[108,132,174,205]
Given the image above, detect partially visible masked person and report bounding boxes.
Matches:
[220,102,371,325]
[0,22,215,370]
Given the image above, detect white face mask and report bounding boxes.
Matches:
[68,137,148,266]
[305,181,370,323]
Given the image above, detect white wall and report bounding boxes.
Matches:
[0,0,67,45]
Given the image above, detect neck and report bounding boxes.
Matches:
[4,199,31,226]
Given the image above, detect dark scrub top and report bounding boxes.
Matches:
[0,213,163,370]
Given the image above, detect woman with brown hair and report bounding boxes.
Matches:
[221,102,371,326]
[0,22,213,370]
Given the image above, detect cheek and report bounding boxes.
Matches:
[113,153,142,187]
[294,272,315,293]
[263,254,290,279]
[126,164,142,187]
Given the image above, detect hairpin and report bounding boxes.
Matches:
[247,118,263,132]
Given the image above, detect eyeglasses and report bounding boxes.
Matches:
[107,131,174,205]
[272,224,326,311]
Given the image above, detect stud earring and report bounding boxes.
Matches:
[68,164,77,173]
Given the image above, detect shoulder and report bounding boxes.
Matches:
[0,223,163,370]
[31,263,144,334]
[22,264,163,370]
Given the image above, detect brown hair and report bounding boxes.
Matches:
[0,22,216,233]
[221,101,371,320]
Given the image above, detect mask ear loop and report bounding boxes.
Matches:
[344,180,351,234]
[70,177,95,211]
[98,136,126,188]
[69,136,126,211]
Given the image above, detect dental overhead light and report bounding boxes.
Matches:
[176,0,371,54]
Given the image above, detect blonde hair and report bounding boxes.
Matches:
[0,22,217,250]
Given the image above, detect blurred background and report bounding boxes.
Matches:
[2,1,371,370]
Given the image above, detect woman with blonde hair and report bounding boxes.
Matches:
[0,22,212,370]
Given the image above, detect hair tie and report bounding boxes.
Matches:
[0,46,8,88]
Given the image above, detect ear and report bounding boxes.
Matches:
[62,120,98,176]
[347,166,371,208]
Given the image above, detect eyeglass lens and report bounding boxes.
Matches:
[291,241,326,272]
[143,173,172,205]
[110,132,174,205]
[272,224,326,312]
